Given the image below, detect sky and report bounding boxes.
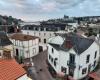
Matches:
[0,0,100,21]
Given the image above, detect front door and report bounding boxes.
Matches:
[16,49,19,57]
[39,46,43,52]
[69,67,74,77]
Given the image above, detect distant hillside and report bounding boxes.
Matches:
[0,15,23,25]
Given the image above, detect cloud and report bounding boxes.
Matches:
[65,0,100,16]
[0,0,100,21]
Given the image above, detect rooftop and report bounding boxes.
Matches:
[0,59,26,80]
[10,33,39,41]
[49,33,94,54]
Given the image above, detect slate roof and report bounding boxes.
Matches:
[63,33,94,54]
[0,31,12,46]
[22,23,66,31]
[49,33,94,55]
[49,43,61,50]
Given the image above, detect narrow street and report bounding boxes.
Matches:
[25,50,54,80]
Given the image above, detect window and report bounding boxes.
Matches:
[94,51,97,59]
[51,58,53,63]
[94,61,96,67]
[52,48,54,53]
[69,54,75,63]
[40,28,44,31]
[35,27,38,31]
[82,68,87,74]
[54,58,58,67]
[46,28,48,31]
[54,60,57,67]
[86,55,90,63]
[44,39,46,43]
[61,67,67,73]
[49,55,51,60]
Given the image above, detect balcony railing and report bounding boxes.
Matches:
[67,61,76,68]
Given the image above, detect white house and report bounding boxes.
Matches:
[47,33,99,80]
[21,23,75,51]
[10,33,39,59]
[22,25,56,51]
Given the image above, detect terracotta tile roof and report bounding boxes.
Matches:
[89,70,100,80]
[10,33,39,41]
[0,59,26,80]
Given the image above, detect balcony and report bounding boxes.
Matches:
[67,61,76,68]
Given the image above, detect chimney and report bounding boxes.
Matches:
[14,26,17,33]
[66,40,72,49]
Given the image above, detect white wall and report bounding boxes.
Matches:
[0,50,3,58]
[22,30,55,51]
[48,41,99,80]
[22,30,55,44]
[58,48,76,75]
[75,41,99,79]
[11,38,39,59]
[48,44,60,72]
[17,74,30,80]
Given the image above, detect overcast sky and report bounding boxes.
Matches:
[0,0,100,21]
